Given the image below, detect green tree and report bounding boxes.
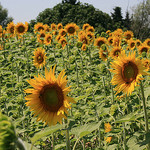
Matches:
[0,3,13,27]
[131,0,150,40]
[33,2,112,33]
[124,11,131,30]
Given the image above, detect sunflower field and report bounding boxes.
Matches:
[0,21,150,150]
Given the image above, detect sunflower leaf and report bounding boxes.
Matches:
[31,124,65,144]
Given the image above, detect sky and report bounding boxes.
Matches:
[0,0,143,23]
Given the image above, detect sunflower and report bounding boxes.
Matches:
[59,29,67,37]
[94,37,107,48]
[124,30,133,40]
[78,33,89,45]
[135,39,142,48]
[24,65,76,126]
[53,31,58,36]
[138,44,149,55]
[6,22,15,36]
[143,38,150,47]
[99,48,108,61]
[105,137,112,143]
[15,22,28,35]
[82,23,90,30]
[0,44,3,50]
[110,52,148,95]
[106,30,111,35]
[57,23,63,30]
[105,123,112,133]
[81,44,87,51]
[142,58,150,71]
[44,24,51,32]
[44,33,52,45]
[37,31,46,44]
[107,37,113,45]
[112,36,121,47]
[127,39,136,50]
[65,23,79,35]
[34,23,45,33]
[59,37,67,48]
[0,25,2,34]
[86,32,95,42]
[110,46,122,59]
[55,35,61,42]
[33,47,47,68]
[86,26,95,32]
[51,23,56,31]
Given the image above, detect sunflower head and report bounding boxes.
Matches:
[110,52,148,95]
[82,23,90,30]
[6,22,15,35]
[86,26,95,32]
[105,137,112,143]
[24,65,76,126]
[57,23,63,30]
[124,30,133,40]
[86,32,95,42]
[99,48,109,61]
[142,58,150,71]
[37,31,46,44]
[33,47,47,68]
[127,39,136,50]
[107,37,113,45]
[15,22,28,35]
[110,46,122,59]
[44,33,52,45]
[59,29,67,37]
[104,123,112,133]
[0,25,3,34]
[59,37,67,48]
[65,23,79,35]
[144,38,150,47]
[34,22,45,33]
[138,44,149,55]
[135,39,142,48]
[51,23,56,30]
[44,24,51,32]
[94,37,107,48]
[78,33,89,45]
[81,44,87,51]
[112,36,121,47]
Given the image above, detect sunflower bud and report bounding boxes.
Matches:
[76,41,82,48]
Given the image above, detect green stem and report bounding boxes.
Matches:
[75,59,79,87]
[16,138,26,150]
[73,138,80,150]
[52,133,55,150]
[140,81,150,149]
[98,126,102,148]
[102,76,107,96]
[123,123,126,150]
[65,128,71,150]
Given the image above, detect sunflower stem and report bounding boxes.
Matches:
[123,122,127,150]
[88,47,92,65]
[140,81,150,149]
[16,138,26,150]
[65,128,71,150]
[52,133,55,150]
[102,76,107,96]
[75,58,79,87]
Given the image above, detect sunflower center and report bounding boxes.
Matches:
[114,50,120,57]
[38,27,44,31]
[130,42,135,48]
[68,27,75,34]
[40,84,64,112]
[122,61,138,83]
[37,54,43,63]
[10,27,14,34]
[126,34,131,40]
[141,47,148,53]
[47,37,51,43]
[98,41,104,47]
[136,42,141,47]
[18,26,25,33]
[147,41,150,46]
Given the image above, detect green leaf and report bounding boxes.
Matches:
[31,124,65,144]
[107,144,118,150]
[55,143,66,150]
[71,121,101,138]
[144,86,150,100]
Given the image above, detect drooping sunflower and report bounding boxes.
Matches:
[34,22,45,33]
[135,39,142,48]
[81,44,87,51]
[110,46,123,59]
[143,38,150,48]
[15,22,28,35]
[65,23,79,36]
[57,23,63,30]
[86,32,95,42]
[138,44,149,55]
[6,22,15,36]
[24,65,76,126]
[94,37,107,48]
[106,30,111,35]
[44,33,52,45]
[107,36,113,45]
[99,48,109,61]
[33,47,47,68]
[110,52,148,95]
[142,58,150,71]
[37,31,46,44]
[124,30,134,40]
[78,33,89,45]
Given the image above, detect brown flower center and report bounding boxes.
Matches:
[97,40,104,47]
[126,34,131,40]
[114,50,120,57]
[37,54,44,63]
[38,26,44,31]
[68,27,75,34]
[130,42,135,48]
[141,47,148,53]
[18,25,25,33]
[122,61,138,83]
[39,84,64,112]
[10,26,15,34]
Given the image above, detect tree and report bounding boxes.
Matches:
[62,0,79,5]
[111,6,124,29]
[0,3,13,27]
[131,0,150,40]
[124,11,131,30]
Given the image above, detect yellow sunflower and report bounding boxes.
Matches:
[0,25,2,34]
[110,46,122,59]
[51,23,56,31]
[82,23,90,30]
[112,36,121,47]
[33,47,47,68]
[81,44,87,51]
[78,33,89,45]
[86,26,95,33]
[135,39,142,48]
[65,23,79,36]
[94,37,107,48]
[107,37,113,45]
[138,44,149,55]
[105,137,112,143]
[86,32,95,42]
[124,30,133,40]
[24,65,76,126]
[44,24,51,32]
[59,37,67,48]
[106,30,111,35]
[15,22,28,35]
[57,23,63,30]
[105,123,112,133]
[99,48,108,61]
[127,39,136,50]
[6,22,15,36]
[143,38,150,48]
[142,58,150,71]
[59,29,67,37]
[44,33,52,45]
[37,31,46,44]
[0,44,3,50]
[34,23,45,33]
[110,52,148,95]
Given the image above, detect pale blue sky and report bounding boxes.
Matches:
[0,0,143,23]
